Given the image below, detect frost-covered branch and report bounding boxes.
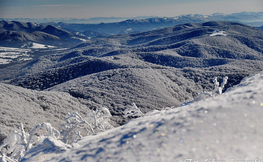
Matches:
[60,107,114,144]
[212,76,228,96]
[26,122,60,151]
[60,112,95,144]
[123,103,144,119]
[84,107,114,133]
[0,107,114,161]
[181,76,228,106]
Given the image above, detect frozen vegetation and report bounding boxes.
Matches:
[1,72,263,161]
[0,106,114,161]
[0,83,95,143]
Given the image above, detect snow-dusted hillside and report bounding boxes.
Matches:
[0,20,89,48]
[0,83,94,142]
[2,21,263,126]
[18,71,263,161]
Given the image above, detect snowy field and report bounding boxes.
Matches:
[0,47,32,65]
[0,44,58,65]
[1,71,262,161]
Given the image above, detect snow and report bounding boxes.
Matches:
[0,83,92,143]
[17,71,263,161]
[0,58,12,64]
[71,37,88,42]
[0,47,32,64]
[0,47,28,52]
[53,48,69,51]
[0,52,22,58]
[0,52,30,59]
[210,30,228,36]
[17,58,33,61]
[21,137,71,162]
[30,43,55,49]
[75,32,85,37]
[0,44,58,65]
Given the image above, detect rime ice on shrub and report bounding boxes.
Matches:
[60,107,113,144]
[26,122,60,151]
[212,76,228,96]
[84,107,114,132]
[0,107,114,161]
[59,112,95,144]
[123,103,144,119]
[0,123,60,162]
[181,76,228,106]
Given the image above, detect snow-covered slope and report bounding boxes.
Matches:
[20,71,263,161]
[0,83,92,142]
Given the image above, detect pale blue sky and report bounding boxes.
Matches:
[1,0,263,18]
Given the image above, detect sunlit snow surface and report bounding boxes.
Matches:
[20,71,263,162]
[210,30,228,36]
[30,43,55,49]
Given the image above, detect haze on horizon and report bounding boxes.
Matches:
[0,0,263,19]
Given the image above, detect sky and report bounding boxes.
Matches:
[0,0,263,19]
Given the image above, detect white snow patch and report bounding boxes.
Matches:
[0,52,21,58]
[126,28,132,32]
[71,37,88,42]
[30,43,55,49]
[22,137,71,162]
[210,30,228,36]
[0,58,12,64]
[18,57,33,61]
[53,48,69,51]
[75,32,85,37]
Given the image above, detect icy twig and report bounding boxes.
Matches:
[123,103,144,119]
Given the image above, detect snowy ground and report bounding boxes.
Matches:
[29,43,55,49]
[19,71,263,162]
[0,47,32,65]
[71,37,89,42]
[210,30,228,36]
[0,44,61,65]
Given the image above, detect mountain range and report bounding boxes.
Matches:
[2,12,263,48]
[1,21,263,140]
[41,12,263,35]
[0,20,89,47]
